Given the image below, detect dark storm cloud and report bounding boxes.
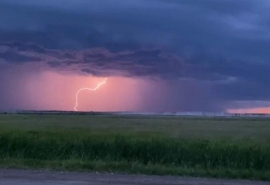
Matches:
[0,0,270,111]
[0,51,40,63]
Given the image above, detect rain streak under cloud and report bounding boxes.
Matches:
[0,0,270,113]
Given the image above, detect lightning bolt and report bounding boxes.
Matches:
[74,78,107,111]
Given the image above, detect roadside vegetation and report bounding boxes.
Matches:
[0,114,269,180]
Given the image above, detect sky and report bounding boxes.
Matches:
[0,0,270,113]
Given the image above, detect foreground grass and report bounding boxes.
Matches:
[1,158,270,181]
[0,130,270,180]
[0,114,270,180]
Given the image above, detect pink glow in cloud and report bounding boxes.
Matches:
[23,71,144,111]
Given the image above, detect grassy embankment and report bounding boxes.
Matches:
[0,114,270,180]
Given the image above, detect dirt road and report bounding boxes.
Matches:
[0,169,269,185]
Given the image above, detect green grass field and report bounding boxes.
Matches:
[0,114,270,180]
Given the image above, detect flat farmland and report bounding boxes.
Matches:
[0,114,269,181]
[1,114,270,141]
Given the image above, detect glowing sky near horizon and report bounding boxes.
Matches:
[228,108,270,114]
[6,70,144,111]
[1,0,270,113]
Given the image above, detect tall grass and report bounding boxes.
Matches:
[1,115,270,180]
[0,130,269,172]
